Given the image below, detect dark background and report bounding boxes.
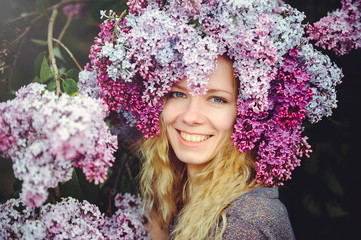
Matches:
[1,0,360,239]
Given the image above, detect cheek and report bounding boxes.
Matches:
[162,103,172,124]
[213,109,237,134]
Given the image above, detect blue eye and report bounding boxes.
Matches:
[210,97,227,103]
[168,92,185,98]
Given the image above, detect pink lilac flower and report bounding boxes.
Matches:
[82,0,347,186]
[0,83,118,208]
[307,0,361,56]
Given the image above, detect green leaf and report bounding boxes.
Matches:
[323,170,344,198]
[35,0,49,15]
[46,78,57,91]
[64,68,80,81]
[62,78,78,96]
[53,47,65,62]
[326,200,349,217]
[30,39,48,46]
[39,56,55,83]
[60,168,99,203]
[302,194,322,216]
[34,52,46,78]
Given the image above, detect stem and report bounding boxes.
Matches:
[54,186,61,197]
[57,13,73,44]
[125,161,134,182]
[48,9,61,96]
[112,151,128,192]
[53,38,83,71]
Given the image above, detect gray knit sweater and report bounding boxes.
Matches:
[168,187,295,239]
[221,187,295,239]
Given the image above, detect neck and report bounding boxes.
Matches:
[186,162,208,177]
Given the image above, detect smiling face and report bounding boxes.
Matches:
[163,56,237,176]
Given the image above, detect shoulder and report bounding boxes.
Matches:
[222,187,295,240]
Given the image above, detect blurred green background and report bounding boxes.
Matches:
[1,0,360,239]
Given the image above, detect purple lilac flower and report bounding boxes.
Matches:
[232,49,313,185]
[307,0,361,56]
[0,83,118,208]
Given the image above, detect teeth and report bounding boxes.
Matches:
[180,132,210,142]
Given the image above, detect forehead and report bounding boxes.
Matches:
[176,56,236,94]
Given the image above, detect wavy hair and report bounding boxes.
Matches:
[139,116,261,239]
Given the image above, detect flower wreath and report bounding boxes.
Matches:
[80,0,360,186]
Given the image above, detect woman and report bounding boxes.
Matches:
[140,55,295,239]
[86,0,344,239]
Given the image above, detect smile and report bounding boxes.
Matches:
[180,131,211,143]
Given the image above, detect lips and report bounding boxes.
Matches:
[179,131,211,143]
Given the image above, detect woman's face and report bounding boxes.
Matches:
[163,56,237,176]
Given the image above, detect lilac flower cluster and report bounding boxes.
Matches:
[0,194,149,239]
[78,63,102,99]
[232,49,313,185]
[62,0,90,19]
[102,193,150,239]
[82,0,347,186]
[307,0,361,56]
[298,40,344,123]
[0,83,117,208]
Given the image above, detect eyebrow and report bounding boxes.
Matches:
[172,83,234,95]
[172,83,187,91]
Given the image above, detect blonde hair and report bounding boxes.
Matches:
[139,118,262,240]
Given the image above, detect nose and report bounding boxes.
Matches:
[182,97,206,126]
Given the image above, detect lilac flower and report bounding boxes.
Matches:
[78,64,102,99]
[40,198,105,239]
[0,195,149,239]
[62,1,90,19]
[307,0,361,56]
[0,198,37,239]
[0,83,117,208]
[101,193,150,239]
[297,40,343,122]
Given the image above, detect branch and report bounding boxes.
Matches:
[13,14,44,45]
[48,9,61,96]
[52,38,83,71]
[57,13,73,44]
